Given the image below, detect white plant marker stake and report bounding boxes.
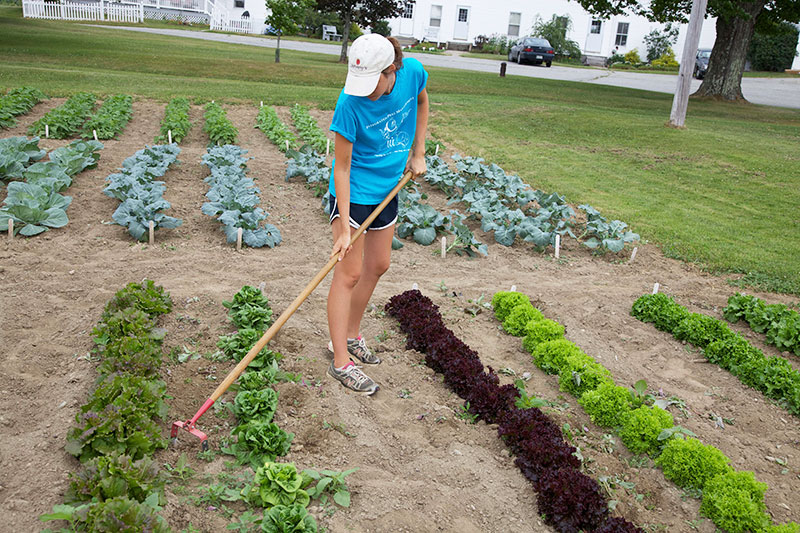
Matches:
[435,143,439,156]
[8,218,13,240]
[412,282,419,290]
[629,246,638,263]
[212,100,214,103]
[554,234,561,259]
[260,101,263,107]
[45,124,49,138]
[285,140,290,151]
[441,236,446,259]
[652,282,660,294]
[148,221,155,245]
[326,138,330,156]
[510,285,517,292]
[168,130,172,144]
[236,227,243,251]
[93,129,98,141]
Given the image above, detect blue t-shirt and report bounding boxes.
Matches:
[329,57,428,205]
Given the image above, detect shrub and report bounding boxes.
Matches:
[371,20,390,36]
[624,49,642,64]
[557,353,612,397]
[619,405,673,455]
[491,291,531,322]
[651,47,679,68]
[502,303,544,336]
[749,21,800,72]
[578,382,638,427]
[530,14,582,60]
[699,471,769,533]
[522,319,565,353]
[654,437,733,490]
[531,338,584,374]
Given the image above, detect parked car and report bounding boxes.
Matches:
[508,38,555,67]
[694,48,711,79]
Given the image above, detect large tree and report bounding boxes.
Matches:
[574,0,800,101]
[315,0,409,62]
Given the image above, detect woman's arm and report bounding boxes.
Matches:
[331,132,354,261]
[407,88,429,177]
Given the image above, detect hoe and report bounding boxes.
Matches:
[171,171,413,450]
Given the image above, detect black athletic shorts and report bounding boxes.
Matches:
[329,195,399,231]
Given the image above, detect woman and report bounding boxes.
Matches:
[326,34,429,394]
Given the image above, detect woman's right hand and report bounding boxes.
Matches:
[331,225,352,262]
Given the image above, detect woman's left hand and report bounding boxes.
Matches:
[406,154,427,178]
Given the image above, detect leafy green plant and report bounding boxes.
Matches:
[81,94,133,140]
[654,437,733,490]
[522,318,565,353]
[578,381,638,427]
[65,454,165,505]
[40,494,169,533]
[531,338,585,374]
[256,105,297,152]
[48,139,103,177]
[630,293,691,332]
[29,92,96,139]
[242,462,310,507]
[289,104,327,153]
[233,388,279,422]
[491,291,532,322]
[0,86,47,129]
[237,362,280,390]
[397,201,449,245]
[217,328,278,364]
[223,285,274,330]
[502,302,544,336]
[203,101,238,145]
[619,405,674,455]
[557,353,612,396]
[579,204,640,253]
[261,504,318,533]
[101,279,173,320]
[302,468,357,507]
[514,378,549,409]
[155,97,191,144]
[699,471,770,533]
[202,144,282,248]
[163,453,195,481]
[226,420,293,468]
[724,293,800,356]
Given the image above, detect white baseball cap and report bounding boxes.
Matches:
[344,34,395,97]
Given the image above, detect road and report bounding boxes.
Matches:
[94,25,800,109]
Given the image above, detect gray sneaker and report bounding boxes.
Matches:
[327,336,382,365]
[328,361,379,395]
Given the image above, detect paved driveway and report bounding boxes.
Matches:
[95,25,800,109]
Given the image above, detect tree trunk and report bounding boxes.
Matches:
[339,10,352,63]
[276,35,281,63]
[693,1,764,101]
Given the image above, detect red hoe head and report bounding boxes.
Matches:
[171,419,209,451]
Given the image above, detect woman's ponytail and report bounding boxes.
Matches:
[385,36,404,71]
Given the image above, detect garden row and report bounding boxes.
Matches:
[724,293,800,357]
[28,91,133,140]
[385,289,643,533]
[0,86,46,129]
[632,293,800,417]
[491,291,798,532]
[41,280,175,531]
[0,136,102,235]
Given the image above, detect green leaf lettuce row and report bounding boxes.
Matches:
[491,291,531,322]
[522,318,565,353]
[557,353,612,397]
[40,496,169,533]
[530,338,585,374]
[630,293,690,332]
[65,453,165,505]
[654,437,733,491]
[699,471,770,533]
[502,302,544,336]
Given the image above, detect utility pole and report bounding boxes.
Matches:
[669,0,708,127]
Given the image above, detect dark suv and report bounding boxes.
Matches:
[694,48,711,79]
[509,38,555,67]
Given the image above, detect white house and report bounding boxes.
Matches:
[386,0,719,63]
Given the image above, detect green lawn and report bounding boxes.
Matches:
[2,6,799,293]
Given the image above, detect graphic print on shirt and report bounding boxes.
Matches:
[366,96,415,158]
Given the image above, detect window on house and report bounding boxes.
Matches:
[429,5,442,27]
[402,1,414,19]
[590,20,601,34]
[234,0,244,7]
[508,12,521,37]
[615,22,629,46]
[458,8,468,23]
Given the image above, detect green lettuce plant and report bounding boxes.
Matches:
[223,285,274,330]
[654,437,733,490]
[619,405,673,455]
[557,353,612,397]
[578,381,638,427]
[522,318,565,353]
[502,303,544,336]
[699,471,770,533]
[261,504,318,533]
[530,338,584,374]
[491,291,531,322]
[242,462,310,508]
[65,454,165,505]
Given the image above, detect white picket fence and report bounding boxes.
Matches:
[210,11,252,34]
[23,0,143,22]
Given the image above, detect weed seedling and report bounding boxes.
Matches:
[164,453,195,481]
[456,403,478,424]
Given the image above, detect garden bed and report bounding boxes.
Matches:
[1,99,799,532]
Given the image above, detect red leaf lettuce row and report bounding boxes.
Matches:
[386,290,642,533]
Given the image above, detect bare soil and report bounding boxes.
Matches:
[1,100,798,533]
